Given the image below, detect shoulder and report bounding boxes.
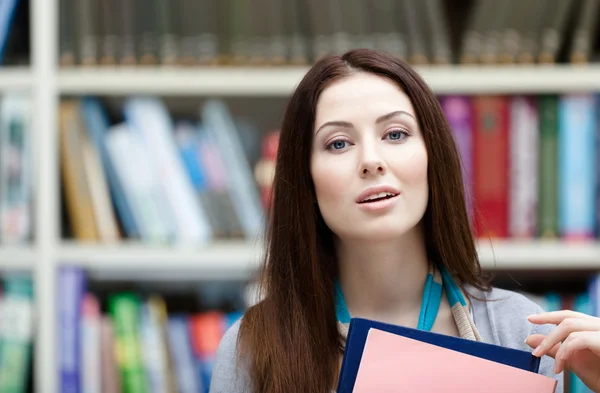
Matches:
[210,318,253,393]
[466,285,563,392]
[467,285,549,347]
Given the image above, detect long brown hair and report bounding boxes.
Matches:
[238,49,490,393]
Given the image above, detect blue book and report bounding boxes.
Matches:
[558,94,596,239]
[337,318,541,393]
[80,97,140,238]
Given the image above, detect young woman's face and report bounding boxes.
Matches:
[310,72,429,243]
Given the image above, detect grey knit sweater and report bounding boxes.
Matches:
[209,286,564,393]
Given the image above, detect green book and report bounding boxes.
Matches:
[538,95,559,237]
[0,274,34,393]
[109,293,147,393]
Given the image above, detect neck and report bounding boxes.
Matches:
[336,225,429,325]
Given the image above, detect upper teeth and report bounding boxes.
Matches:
[361,192,396,202]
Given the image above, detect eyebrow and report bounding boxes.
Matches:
[315,110,415,135]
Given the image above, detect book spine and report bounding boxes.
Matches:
[558,94,596,240]
[188,312,225,391]
[59,101,99,241]
[58,266,86,393]
[100,316,121,393]
[59,0,76,65]
[596,93,600,238]
[473,95,509,238]
[109,293,147,393]
[77,0,98,65]
[124,98,213,245]
[0,274,34,392]
[80,293,101,393]
[167,316,202,393]
[0,94,32,243]
[538,95,559,237]
[440,96,474,221]
[80,98,140,239]
[509,96,539,238]
[201,100,264,239]
[104,124,173,243]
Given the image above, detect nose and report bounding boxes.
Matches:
[359,143,386,177]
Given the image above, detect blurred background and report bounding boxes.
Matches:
[0,0,599,392]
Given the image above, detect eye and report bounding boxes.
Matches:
[384,129,409,141]
[326,139,351,151]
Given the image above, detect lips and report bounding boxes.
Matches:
[356,186,400,204]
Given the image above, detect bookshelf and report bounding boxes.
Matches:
[57,64,600,96]
[3,0,596,391]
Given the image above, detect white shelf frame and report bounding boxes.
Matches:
[11,0,600,391]
[0,245,36,270]
[57,64,600,96]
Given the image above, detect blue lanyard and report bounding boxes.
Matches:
[334,265,466,331]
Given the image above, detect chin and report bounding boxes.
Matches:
[339,222,419,243]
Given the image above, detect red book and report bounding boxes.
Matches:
[472,96,510,238]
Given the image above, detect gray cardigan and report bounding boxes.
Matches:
[209,286,564,393]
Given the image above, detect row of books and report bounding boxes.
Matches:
[58,266,243,393]
[62,93,600,243]
[58,0,600,68]
[0,93,32,245]
[54,264,600,393]
[260,93,600,240]
[0,273,34,393]
[60,97,264,244]
[440,94,600,240]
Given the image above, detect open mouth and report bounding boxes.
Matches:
[358,192,398,204]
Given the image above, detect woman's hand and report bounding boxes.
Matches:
[526,310,600,392]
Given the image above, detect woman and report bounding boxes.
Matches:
[209,49,563,393]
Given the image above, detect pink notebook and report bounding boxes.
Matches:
[353,328,558,393]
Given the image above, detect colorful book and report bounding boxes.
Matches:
[338,318,555,393]
[109,293,147,393]
[345,323,557,392]
[440,96,474,222]
[124,97,213,245]
[80,293,101,393]
[58,266,87,393]
[558,94,596,240]
[81,97,140,239]
[0,274,34,393]
[509,96,539,238]
[538,95,560,238]
[472,96,510,238]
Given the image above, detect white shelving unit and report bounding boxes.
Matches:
[58,64,600,96]
[0,245,36,270]
[0,0,596,391]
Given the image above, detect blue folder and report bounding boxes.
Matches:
[337,318,541,393]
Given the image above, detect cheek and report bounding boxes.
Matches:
[392,143,429,190]
[311,160,347,205]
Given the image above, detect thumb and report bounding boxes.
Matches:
[526,334,560,359]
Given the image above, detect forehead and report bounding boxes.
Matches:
[315,73,416,125]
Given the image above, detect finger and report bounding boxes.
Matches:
[528,310,593,325]
[559,331,600,364]
[553,331,600,374]
[531,318,600,357]
[526,334,545,348]
[526,334,560,359]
